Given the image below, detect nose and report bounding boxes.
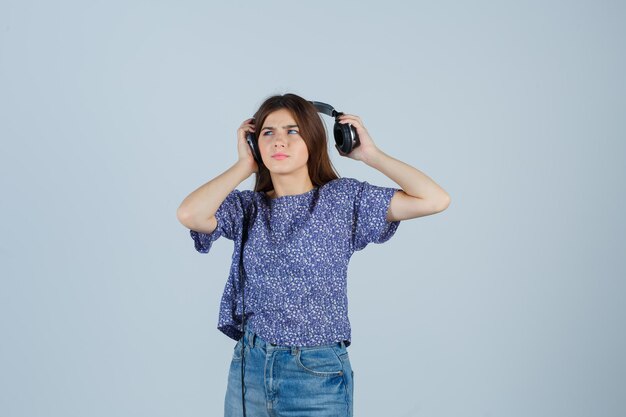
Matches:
[273,132,287,147]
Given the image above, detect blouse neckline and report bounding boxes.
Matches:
[263,186,319,203]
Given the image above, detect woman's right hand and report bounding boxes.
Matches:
[236,117,259,174]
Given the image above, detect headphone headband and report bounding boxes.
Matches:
[309,101,340,118]
[246,99,360,164]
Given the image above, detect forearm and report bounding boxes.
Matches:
[177,161,253,225]
[364,149,449,201]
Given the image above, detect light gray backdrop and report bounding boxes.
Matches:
[1,1,624,416]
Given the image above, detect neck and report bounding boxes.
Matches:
[268,172,315,198]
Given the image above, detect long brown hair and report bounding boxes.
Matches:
[252,93,340,193]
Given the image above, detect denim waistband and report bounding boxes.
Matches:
[241,327,347,351]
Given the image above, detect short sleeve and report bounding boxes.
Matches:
[189,189,252,253]
[352,180,400,251]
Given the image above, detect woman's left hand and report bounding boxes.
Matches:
[336,114,382,163]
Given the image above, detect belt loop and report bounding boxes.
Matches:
[244,328,251,348]
[340,340,345,349]
[251,332,256,348]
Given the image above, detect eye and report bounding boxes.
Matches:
[288,129,299,135]
[262,130,273,136]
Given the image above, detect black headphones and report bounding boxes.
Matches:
[245,101,360,165]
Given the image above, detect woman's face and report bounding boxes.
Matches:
[258,108,310,177]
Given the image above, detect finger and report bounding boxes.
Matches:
[338,114,362,122]
[239,124,256,131]
[338,116,363,127]
[338,119,364,130]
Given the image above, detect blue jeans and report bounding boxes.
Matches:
[224,328,354,417]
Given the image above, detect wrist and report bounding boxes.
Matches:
[234,159,256,179]
[362,147,386,167]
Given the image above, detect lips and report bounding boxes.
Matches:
[272,153,289,160]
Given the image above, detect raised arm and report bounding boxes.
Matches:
[176,118,257,233]
[337,114,451,222]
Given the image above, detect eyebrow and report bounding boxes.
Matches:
[261,124,299,130]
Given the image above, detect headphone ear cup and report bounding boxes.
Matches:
[333,122,359,155]
[333,122,351,154]
[246,132,263,165]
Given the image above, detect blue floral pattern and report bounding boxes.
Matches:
[190,177,400,346]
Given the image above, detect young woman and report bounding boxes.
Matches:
[177,93,450,417]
